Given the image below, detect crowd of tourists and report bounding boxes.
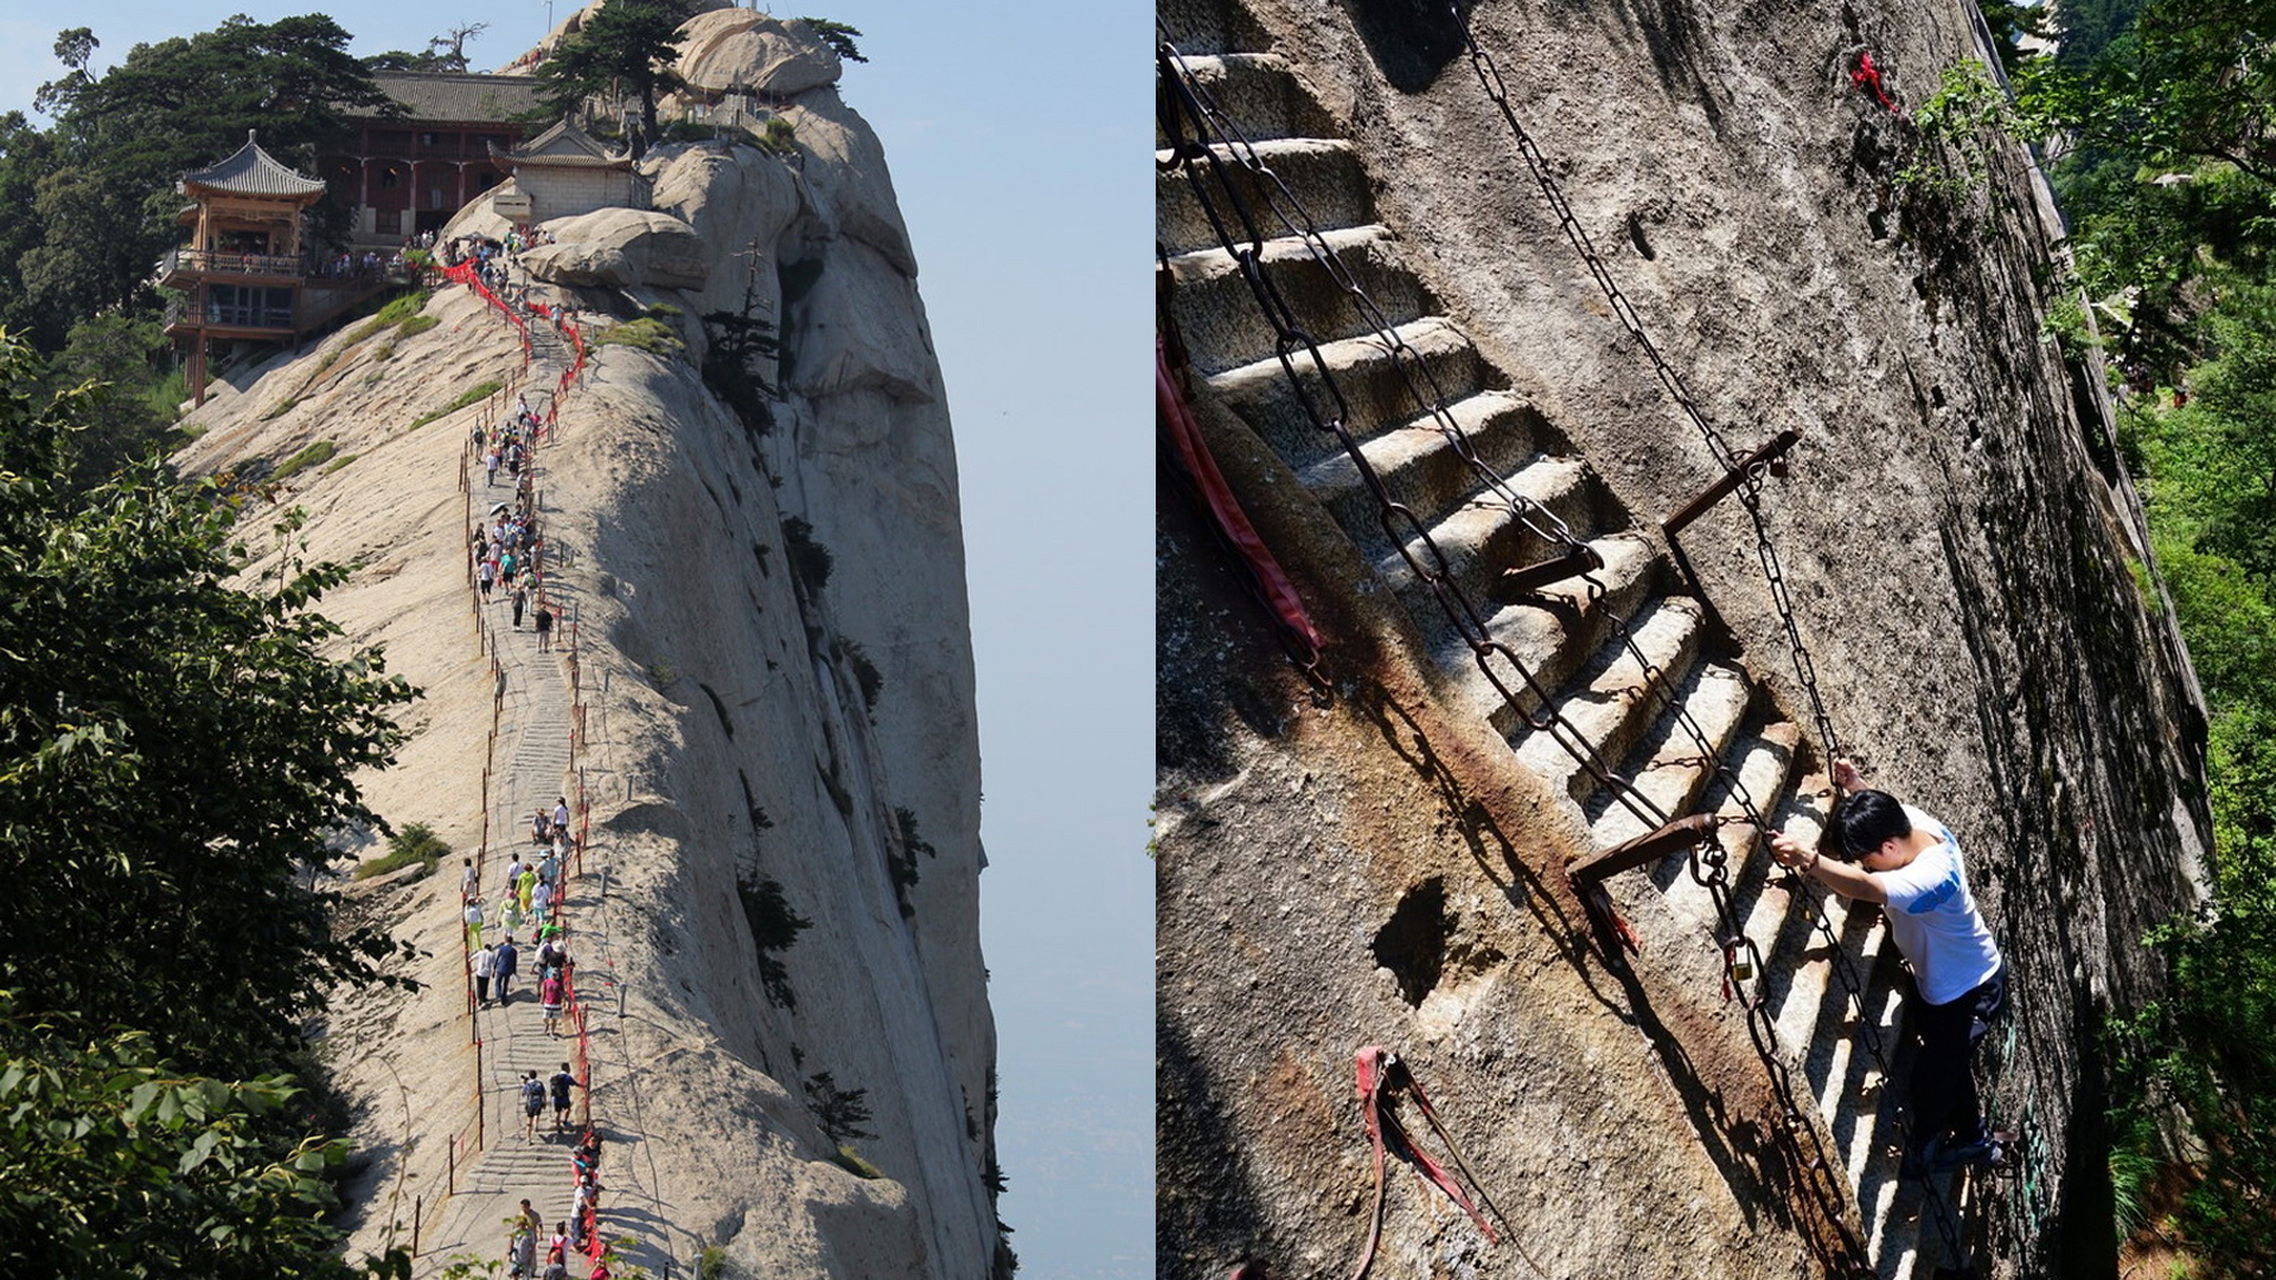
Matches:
[443,266,612,1278]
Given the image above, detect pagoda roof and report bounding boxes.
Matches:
[181,132,328,198]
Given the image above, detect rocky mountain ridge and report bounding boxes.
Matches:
[171,13,1001,1277]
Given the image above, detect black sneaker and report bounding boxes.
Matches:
[1930,1135,2004,1173]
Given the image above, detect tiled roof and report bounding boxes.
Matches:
[181,132,327,197]
[370,72,544,124]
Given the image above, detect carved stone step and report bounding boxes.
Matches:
[1206,315,1484,471]
[1440,531,1664,729]
[1299,390,1550,535]
[1164,225,1428,376]
[1156,136,1373,258]
[1511,595,1707,802]
[1155,53,1336,149]
[1374,453,1603,616]
[1586,663,1756,846]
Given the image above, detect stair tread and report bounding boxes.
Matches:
[1207,314,1469,401]
[1164,222,1392,283]
[1512,595,1705,786]
[1374,454,1591,583]
[1588,668,1760,854]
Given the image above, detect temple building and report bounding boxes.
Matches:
[488,121,644,223]
[319,72,544,244]
[159,132,376,406]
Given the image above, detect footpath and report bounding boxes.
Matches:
[404,255,685,1280]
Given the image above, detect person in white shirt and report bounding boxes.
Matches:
[1770,760,2009,1176]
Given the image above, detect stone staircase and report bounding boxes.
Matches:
[1158,10,1978,1276]
[416,290,677,1279]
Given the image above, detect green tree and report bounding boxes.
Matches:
[797,17,868,64]
[19,16,394,334]
[533,0,695,158]
[0,329,419,1075]
[42,313,176,487]
[0,994,411,1280]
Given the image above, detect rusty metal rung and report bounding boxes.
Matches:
[1489,545,1604,604]
[1662,427,1803,538]
[1568,813,1720,885]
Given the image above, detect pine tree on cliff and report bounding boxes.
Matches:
[534,0,695,159]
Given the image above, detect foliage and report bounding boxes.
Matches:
[754,116,798,158]
[589,318,684,359]
[9,17,395,345]
[373,291,430,326]
[532,0,696,158]
[408,380,504,431]
[0,993,412,1280]
[269,440,337,483]
[699,1244,727,1280]
[397,316,438,339]
[700,307,778,432]
[354,821,448,881]
[1898,61,2016,202]
[40,312,177,487]
[797,18,867,64]
[889,806,932,919]
[830,1143,882,1178]
[0,330,420,1077]
[2107,297,2276,1271]
[801,1071,874,1143]
[735,875,810,1009]
[363,24,487,74]
[780,516,831,596]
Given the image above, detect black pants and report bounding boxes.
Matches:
[1910,963,2008,1149]
[476,974,490,1003]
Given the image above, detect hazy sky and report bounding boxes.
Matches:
[0,4,1151,1276]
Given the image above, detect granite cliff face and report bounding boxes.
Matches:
[1158,1,2206,1277]
[170,13,1000,1278]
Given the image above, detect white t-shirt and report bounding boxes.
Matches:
[1877,805,2002,1005]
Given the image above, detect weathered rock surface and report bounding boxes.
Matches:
[677,10,843,97]
[169,13,998,1278]
[1158,1,2207,1278]
[517,208,709,290]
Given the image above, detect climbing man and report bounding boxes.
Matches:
[1767,760,2009,1177]
[522,1071,548,1141]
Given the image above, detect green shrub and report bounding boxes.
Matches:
[371,345,394,362]
[354,822,450,881]
[322,453,357,475]
[591,318,685,359]
[831,1144,882,1179]
[755,116,799,156]
[260,396,300,421]
[397,315,439,339]
[699,1245,727,1280]
[269,440,336,483]
[407,380,504,430]
[374,290,431,325]
[341,315,393,347]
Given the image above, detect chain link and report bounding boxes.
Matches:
[1447,5,1974,1266]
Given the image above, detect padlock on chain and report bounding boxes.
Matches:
[1725,939,1755,984]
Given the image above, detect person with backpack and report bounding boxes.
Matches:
[536,603,556,652]
[522,1071,547,1140]
[550,1062,578,1133]
[494,935,520,1003]
[508,1223,535,1279]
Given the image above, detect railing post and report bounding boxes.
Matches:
[412,1194,421,1257]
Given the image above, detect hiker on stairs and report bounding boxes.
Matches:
[1768,760,2010,1178]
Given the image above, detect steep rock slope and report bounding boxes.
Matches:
[171,23,998,1279]
[1157,1,2206,1277]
